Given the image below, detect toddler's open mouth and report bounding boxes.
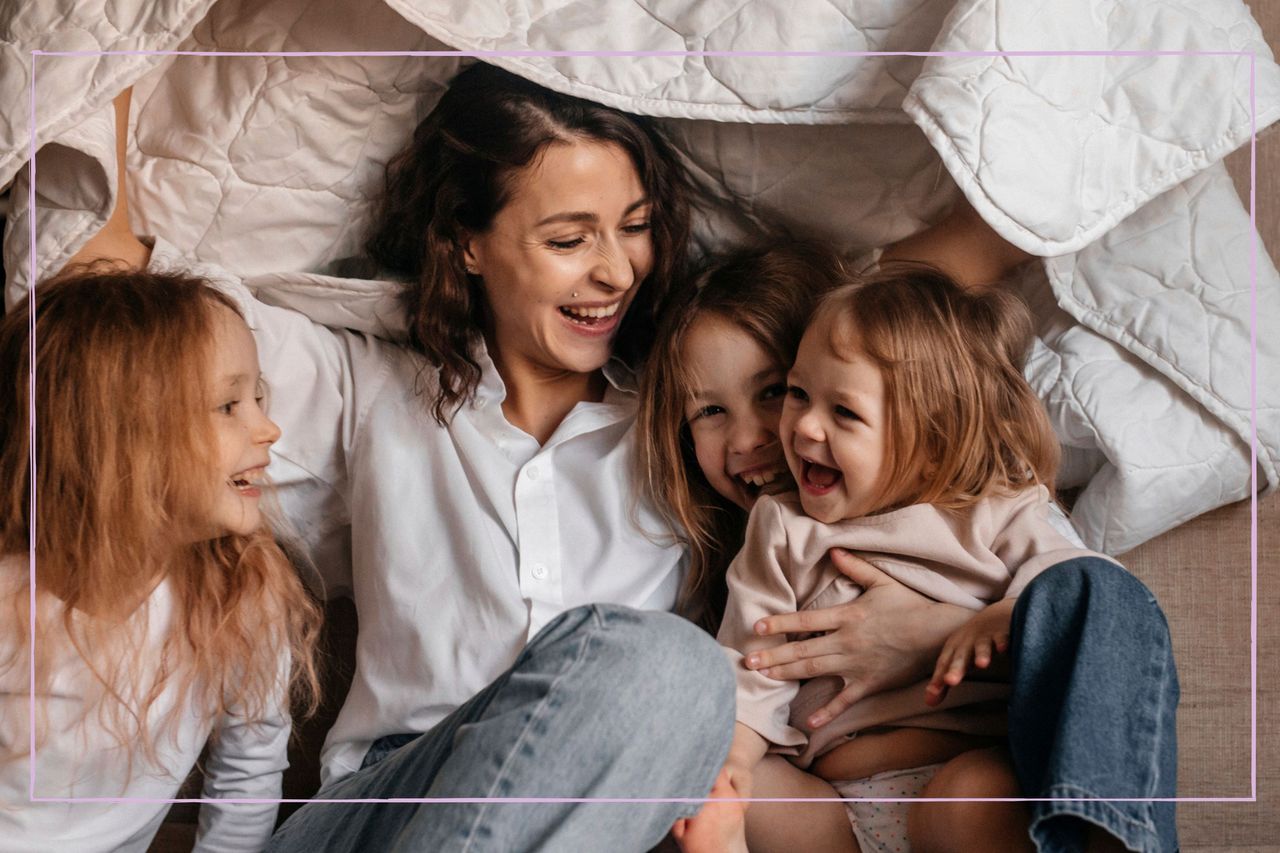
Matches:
[800,459,842,495]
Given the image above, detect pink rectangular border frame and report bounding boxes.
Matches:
[24,46,1264,804]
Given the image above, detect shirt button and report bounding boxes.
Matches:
[527,465,540,480]
[531,563,548,580]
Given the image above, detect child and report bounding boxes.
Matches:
[639,242,859,851]
[710,263,1115,853]
[0,269,321,852]
[637,242,847,633]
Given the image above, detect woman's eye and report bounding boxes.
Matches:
[834,405,860,421]
[786,385,808,403]
[547,236,586,250]
[622,221,651,235]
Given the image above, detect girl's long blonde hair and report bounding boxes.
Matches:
[0,268,321,771]
[817,262,1060,512]
[637,243,846,632]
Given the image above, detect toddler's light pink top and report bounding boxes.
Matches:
[717,487,1110,767]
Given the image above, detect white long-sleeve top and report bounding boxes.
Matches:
[0,558,290,853]
[148,241,686,787]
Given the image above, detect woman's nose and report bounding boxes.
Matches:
[590,237,636,292]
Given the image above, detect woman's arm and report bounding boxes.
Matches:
[880,196,1032,288]
[62,88,151,272]
[745,549,972,728]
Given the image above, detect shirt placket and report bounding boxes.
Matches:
[514,452,564,639]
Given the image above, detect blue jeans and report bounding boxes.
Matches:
[267,605,735,853]
[1009,558,1180,853]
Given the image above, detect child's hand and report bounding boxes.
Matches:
[671,766,749,853]
[925,598,1017,706]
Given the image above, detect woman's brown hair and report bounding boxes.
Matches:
[637,242,846,632]
[816,262,1059,512]
[0,268,321,769]
[368,62,695,424]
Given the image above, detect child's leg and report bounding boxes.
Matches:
[746,755,860,853]
[907,746,1033,853]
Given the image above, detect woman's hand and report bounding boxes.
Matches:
[745,548,972,728]
[925,597,1017,706]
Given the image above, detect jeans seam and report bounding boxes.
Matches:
[1040,784,1155,833]
[457,607,600,852]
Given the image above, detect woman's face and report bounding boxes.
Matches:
[462,139,653,380]
[683,313,792,512]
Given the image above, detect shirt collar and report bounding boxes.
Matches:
[470,339,638,409]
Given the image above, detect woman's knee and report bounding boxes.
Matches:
[1017,557,1172,649]
[579,606,735,732]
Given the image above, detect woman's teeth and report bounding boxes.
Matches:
[560,303,620,323]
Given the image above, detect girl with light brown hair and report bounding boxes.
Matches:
[0,269,321,852]
[707,263,1117,853]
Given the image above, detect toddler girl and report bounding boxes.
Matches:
[0,269,321,852]
[713,263,1114,853]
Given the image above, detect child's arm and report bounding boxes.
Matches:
[924,597,1017,706]
[193,661,292,852]
[717,498,810,751]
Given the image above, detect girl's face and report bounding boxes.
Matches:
[683,314,792,511]
[780,313,892,524]
[462,139,653,381]
[204,306,281,538]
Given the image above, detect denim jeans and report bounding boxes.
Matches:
[1009,558,1180,853]
[266,605,735,853]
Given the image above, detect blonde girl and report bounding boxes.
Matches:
[0,269,321,852]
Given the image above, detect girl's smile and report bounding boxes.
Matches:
[207,306,281,538]
[683,314,793,511]
[781,311,892,524]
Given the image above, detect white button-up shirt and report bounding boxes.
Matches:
[168,246,686,787]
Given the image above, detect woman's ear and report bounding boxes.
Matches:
[458,233,481,276]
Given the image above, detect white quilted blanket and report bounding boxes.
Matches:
[2,0,1278,555]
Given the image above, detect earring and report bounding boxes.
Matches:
[465,264,478,275]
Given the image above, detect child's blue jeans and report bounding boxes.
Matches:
[1010,557,1180,853]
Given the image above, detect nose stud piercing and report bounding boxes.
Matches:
[572,291,578,298]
